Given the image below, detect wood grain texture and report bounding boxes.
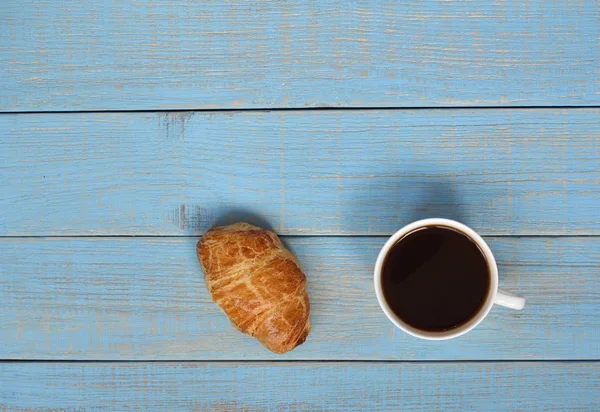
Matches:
[1,237,598,360]
[2,109,600,236]
[1,362,598,410]
[1,0,599,111]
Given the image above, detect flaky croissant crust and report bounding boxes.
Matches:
[197,222,310,354]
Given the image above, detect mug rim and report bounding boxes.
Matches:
[373,218,499,340]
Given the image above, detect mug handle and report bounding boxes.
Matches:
[495,289,525,310]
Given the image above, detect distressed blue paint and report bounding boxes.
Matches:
[1,109,599,236]
[1,237,598,360]
[1,0,599,406]
[0,362,598,410]
[1,0,599,111]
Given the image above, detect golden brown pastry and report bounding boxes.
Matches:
[196,222,310,354]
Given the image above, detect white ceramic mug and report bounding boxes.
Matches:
[374,218,525,340]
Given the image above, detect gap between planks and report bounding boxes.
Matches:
[2,105,600,116]
[1,359,599,364]
[1,235,600,239]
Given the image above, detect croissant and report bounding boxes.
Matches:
[196,222,310,354]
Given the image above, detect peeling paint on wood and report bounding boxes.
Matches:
[0,362,598,410]
[0,237,598,360]
[1,1,599,111]
[1,109,599,236]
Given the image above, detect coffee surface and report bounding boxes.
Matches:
[381,226,490,332]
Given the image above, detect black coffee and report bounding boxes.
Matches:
[381,226,490,332]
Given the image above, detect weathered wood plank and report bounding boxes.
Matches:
[1,109,599,236]
[1,0,599,111]
[1,237,598,360]
[0,362,597,410]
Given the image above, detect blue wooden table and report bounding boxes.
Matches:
[1,1,599,410]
